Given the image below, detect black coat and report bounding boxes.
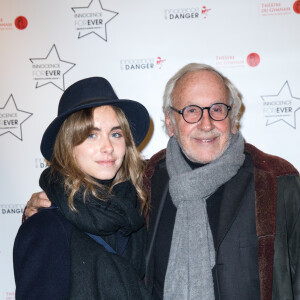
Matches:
[143,143,300,300]
[14,208,151,299]
[14,207,72,299]
[14,169,152,300]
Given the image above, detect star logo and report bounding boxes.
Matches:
[72,0,118,41]
[30,44,76,91]
[261,81,300,128]
[0,95,33,140]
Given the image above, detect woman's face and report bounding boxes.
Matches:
[74,106,126,180]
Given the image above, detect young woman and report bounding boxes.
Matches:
[13,77,152,299]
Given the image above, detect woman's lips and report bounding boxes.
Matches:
[96,160,115,167]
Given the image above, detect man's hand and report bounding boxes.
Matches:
[24,191,51,220]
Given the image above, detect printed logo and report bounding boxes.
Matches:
[120,57,167,71]
[259,1,292,16]
[261,81,300,128]
[247,53,260,67]
[30,44,76,91]
[15,16,28,30]
[0,17,13,31]
[216,53,261,68]
[35,157,49,169]
[293,0,300,13]
[215,55,245,68]
[72,0,118,41]
[164,6,211,20]
[0,204,25,215]
[157,57,167,69]
[0,95,33,140]
[4,292,15,300]
[201,6,212,18]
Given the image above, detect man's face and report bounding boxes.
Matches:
[165,70,236,164]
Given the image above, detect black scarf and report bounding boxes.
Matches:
[39,168,151,299]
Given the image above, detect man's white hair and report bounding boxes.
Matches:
[162,63,243,131]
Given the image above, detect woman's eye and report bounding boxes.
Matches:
[88,133,96,139]
[112,132,122,138]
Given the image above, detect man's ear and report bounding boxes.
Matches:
[231,118,237,134]
[165,114,175,137]
[231,104,237,134]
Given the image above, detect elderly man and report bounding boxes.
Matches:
[24,63,300,300]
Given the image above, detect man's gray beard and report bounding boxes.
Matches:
[178,132,233,164]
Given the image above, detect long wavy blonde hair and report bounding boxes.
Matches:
[50,105,148,215]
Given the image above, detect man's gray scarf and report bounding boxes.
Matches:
[164,133,245,300]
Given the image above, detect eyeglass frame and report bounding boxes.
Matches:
[170,103,232,124]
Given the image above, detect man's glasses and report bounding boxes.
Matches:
[170,103,232,124]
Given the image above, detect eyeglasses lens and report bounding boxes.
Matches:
[183,104,228,123]
[183,106,202,123]
[209,104,228,120]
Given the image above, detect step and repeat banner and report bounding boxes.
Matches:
[1,0,300,298]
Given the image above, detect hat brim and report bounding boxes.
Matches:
[41,98,150,161]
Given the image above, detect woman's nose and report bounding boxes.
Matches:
[99,136,113,154]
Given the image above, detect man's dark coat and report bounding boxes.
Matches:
[143,143,300,300]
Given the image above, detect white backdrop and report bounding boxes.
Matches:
[1,0,300,298]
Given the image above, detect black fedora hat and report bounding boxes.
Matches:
[41,77,150,161]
